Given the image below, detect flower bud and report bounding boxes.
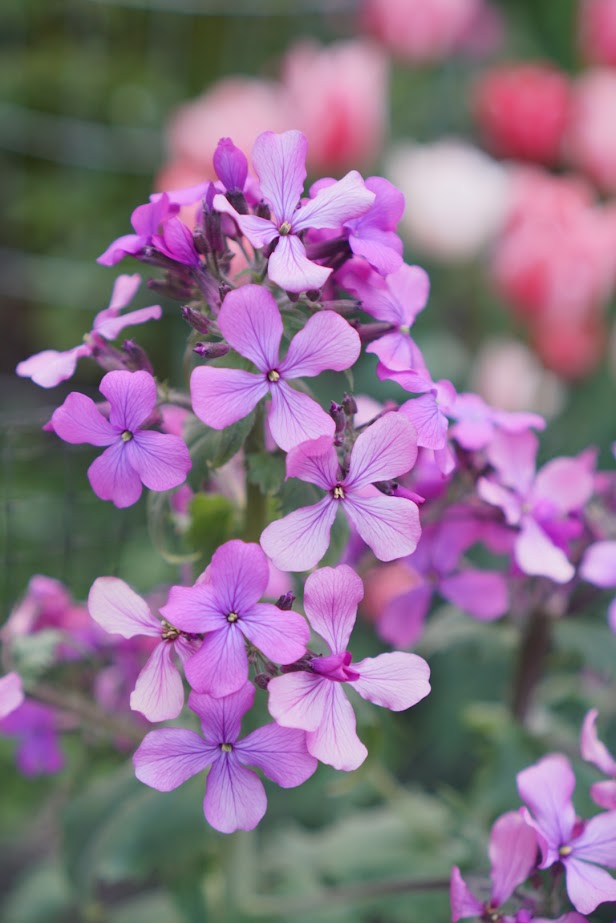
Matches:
[275,592,295,611]
[193,342,230,360]
[181,306,211,334]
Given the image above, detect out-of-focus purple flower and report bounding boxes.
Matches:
[447,392,546,452]
[190,285,360,451]
[51,370,191,508]
[16,275,162,388]
[579,540,616,630]
[161,540,309,697]
[213,130,375,292]
[88,577,199,722]
[451,811,538,921]
[268,565,430,770]
[260,412,421,571]
[0,673,24,719]
[133,682,317,833]
[0,700,65,776]
[581,709,616,809]
[517,753,616,914]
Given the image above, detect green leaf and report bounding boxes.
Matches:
[147,490,200,565]
[246,451,285,496]
[186,493,236,562]
[185,412,255,488]
[1,859,73,923]
[555,618,615,677]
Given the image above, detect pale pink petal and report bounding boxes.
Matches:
[489,811,538,906]
[106,273,142,312]
[130,642,185,722]
[279,311,360,378]
[285,435,339,488]
[0,673,24,719]
[212,196,279,249]
[590,781,616,810]
[268,235,332,293]
[344,492,421,561]
[267,671,331,732]
[93,305,162,341]
[268,382,334,451]
[517,754,577,851]
[581,709,616,776]
[399,394,448,450]
[439,570,509,620]
[204,752,267,833]
[366,331,426,374]
[88,442,143,508]
[240,603,308,664]
[51,393,116,446]
[293,171,375,232]
[351,651,430,711]
[16,345,91,389]
[236,724,317,787]
[184,626,248,697]
[450,867,484,921]
[252,130,308,222]
[571,809,616,866]
[346,412,418,489]
[207,540,270,614]
[515,518,574,584]
[532,457,594,514]
[349,229,403,276]
[386,263,430,325]
[303,565,363,654]
[88,576,160,637]
[125,430,191,491]
[161,583,226,634]
[564,856,616,914]
[217,285,283,371]
[260,496,337,572]
[190,366,268,430]
[133,728,214,791]
[189,682,255,744]
[306,682,367,771]
[580,542,616,588]
[99,369,157,432]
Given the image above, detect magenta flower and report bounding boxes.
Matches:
[343,176,405,275]
[0,672,24,719]
[214,130,375,292]
[88,576,199,722]
[447,391,545,452]
[517,753,616,914]
[579,541,616,631]
[581,710,616,810]
[160,540,309,697]
[133,682,317,833]
[51,369,192,508]
[260,412,421,572]
[190,285,360,451]
[451,811,538,921]
[0,700,65,776]
[16,274,162,388]
[267,565,430,770]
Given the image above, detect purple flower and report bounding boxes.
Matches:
[447,392,545,452]
[213,137,248,193]
[16,274,162,388]
[0,672,24,719]
[1,700,65,775]
[88,577,199,722]
[51,369,192,508]
[451,811,538,921]
[190,285,360,451]
[267,565,430,770]
[160,540,309,697]
[517,753,616,914]
[581,710,616,810]
[343,176,405,275]
[213,130,375,292]
[133,682,317,833]
[579,541,616,631]
[260,412,421,572]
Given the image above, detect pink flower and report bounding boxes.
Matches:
[260,412,421,572]
[88,577,199,722]
[214,130,375,292]
[581,710,616,810]
[579,0,616,66]
[565,69,616,194]
[190,285,360,452]
[579,540,616,630]
[267,565,430,770]
[517,754,616,914]
[16,274,161,388]
[51,369,191,508]
[360,0,481,63]
[160,540,309,697]
[133,682,317,833]
[0,673,24,719]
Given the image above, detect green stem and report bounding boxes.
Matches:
[511,609,552,724]
[242,410,268,542]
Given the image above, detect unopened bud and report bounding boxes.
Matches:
[181,306,211,334]
[226,190,248,215]
[203,209,225,253]
[275,592,295,611]
[192,226,210,256]
[123,339,154,374]
[306,289,321,302]
[193,342,230,360]
[329,402,345,435]
[342,393,358,416]
[375,479,399,496]
[254,672,271,689]
[255,201,271,221]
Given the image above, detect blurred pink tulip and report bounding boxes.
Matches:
[579,0,616,66]
[565,69,616,194]
[359,0,481,63]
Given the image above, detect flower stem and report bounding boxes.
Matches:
[511,609,552,724]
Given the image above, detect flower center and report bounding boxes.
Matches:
[121,430,133,442]
[333,485,345,500]
[221,743,233,752]
[559,845,573,857]
[227,611,239,623]
[278,221,292,236]
[267,369,280,383]
[161,620,180,642]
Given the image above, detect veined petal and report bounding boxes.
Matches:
[366,331,426,375]
[204,752,267,833]
[93,304,162,341]
[236,724,317,787]
[351,651,430,711]
[450,867,484,922]
[260,496,337,572]
[17,345,91,389]
[515,518,574,584]
[268,383,334,452]
[130,642,185,722]
[306,682,367,771]
[285,435,338,489]
[106,273,141,312]
[279,310,360,379]
[293,171,375,232]
[125,431,191,492]
[268,235,332,293]
[344,492,421,561]
[346,412,418,489]
[189,682,255,745]
[218,285,283,371]
[133,728,214,791]
[184,626,248,697]
[87,442,143,508]
[161,582,226,634]
[564,856,616,915]
[207,540,270,614]
[489,811,538,906]
[399,394,448,450]
[349,228,403,276]
[212,196,279,249]
[88,576,160,638]
[516,754,577,852]
[99,369,157,432]
[303,565,363,654]
[387,263,430,325]
[190,366,268,429]
[240,603,308,664]
[251,129,307,222]
[268,671,331,732]
[51,392,116,446]
[572,810,616,866]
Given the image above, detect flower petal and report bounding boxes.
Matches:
[217,285,283,371]
[450,867,484,922]
[399,394,448,450]
[351,651,431,711]
[0,673,24,719]
[260,496,337,572]
[125,431,191,492]
[131,642,185,722]
[268,382,334,451]
[306,682,367,771]
[204,752,267,833]
[240,603,308,664]
[571,809,616,866]
[293,171,375,232]
[190,366,268,430]
[87,442,143,508]
[99,369,157,432]
[515,517,574,584]
[564,856,616,915]
[17,345,91,389]
[51,392,116,446]
[106,273,142,312]
[133,728,214,791]
[184,626,248,697]
[212,196,279,249]
[439,570,509,621]
[94,305,162,341]
[236,723,317,787]
[366,331,426,374]
[344,492,421,561]
[346,412,418,489]
[580,542,616,589]
[303,564,363,654]
[285,435,338,489]
[279,310,360,379]
[252,129,307,222]
[161,583,225,634]
[580,709,616,776]
[189,682,255,744]
[516,754,577,853]
[267,671,331,732]
[268,235,332,293]
[88,576,160,638]
[207,540,270,614]
[489,811,538,906]
[97,233,143,266]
